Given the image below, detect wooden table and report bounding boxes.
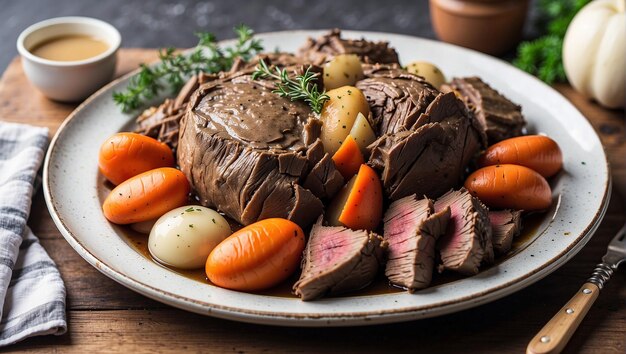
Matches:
[1,49,624,353]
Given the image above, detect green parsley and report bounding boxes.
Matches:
[513,0,590,84]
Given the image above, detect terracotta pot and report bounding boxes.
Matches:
[430,0,530,55]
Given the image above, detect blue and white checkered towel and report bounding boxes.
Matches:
[0,121,66,346]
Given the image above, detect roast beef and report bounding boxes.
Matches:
[435,188,493,275]
[136,53,312,149]
[362,67,486,200]
[383,196,450,291]
[298,29,400,65]
[442,77,525,144]
[358,65,440,135]
[177,69,343,228]
[135,74,206,149]
[293,219,385,301]
[489,210,522,256]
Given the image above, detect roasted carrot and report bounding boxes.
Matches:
[205,218,305,291]
[478,135,563,178]
[327,164,383,231]
[464,164,552,210]
[99,132,174,185]
[332,135,365,180]
[102,167,190,224]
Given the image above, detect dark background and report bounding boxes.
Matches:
[1,0,541,71]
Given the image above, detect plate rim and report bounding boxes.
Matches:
[42,29,612,326]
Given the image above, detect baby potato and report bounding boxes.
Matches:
[406,61,446,89]
[323,54,364,90]
[148,206,232,269]
[349,112,377,153]
[320,86,370,154]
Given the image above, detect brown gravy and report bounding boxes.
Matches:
[30,35,108,61]
[119,212,545,298]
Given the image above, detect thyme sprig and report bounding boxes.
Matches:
[113,25,263,112]
[252,59,329,114]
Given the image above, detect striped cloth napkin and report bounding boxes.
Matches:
[0,121,66,346]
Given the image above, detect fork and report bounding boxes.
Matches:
[527,223,626,354]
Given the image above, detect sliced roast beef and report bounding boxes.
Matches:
[177,70,341,228]
[489,210,522,256]
[443,77,525,144]
[383,196,450,291]
[357,65,440,135]
[293,219,385,301]
[135,74,205,149]
[368,92,485,200]
[434,188,493,275]
[298,29,399,65]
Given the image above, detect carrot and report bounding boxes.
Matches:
[205,218,305,291]
[102,167,190,224]
[478,135,563,178]
[332,135,364,180]
[327,164,383,231]
[464,164,552,210]
[99,132,174,185]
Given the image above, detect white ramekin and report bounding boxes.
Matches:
[17,17,121,102]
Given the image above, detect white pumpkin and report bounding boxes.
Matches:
[563,0,625,109]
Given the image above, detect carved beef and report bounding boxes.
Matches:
[489,210,522,256]
[383,196,450,291]
[435,188,493,275]
[298,29,399,65]
[358,65,440,135]
[177,71,343,228]
[359,66,485,200]
[293,219,385,301]
[135,74,204,149]
[443,77,526,144]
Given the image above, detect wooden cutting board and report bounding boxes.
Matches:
[0,49,624,354]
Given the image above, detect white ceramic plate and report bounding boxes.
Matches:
[43,30,610,326]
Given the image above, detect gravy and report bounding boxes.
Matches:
[30,35,108,61]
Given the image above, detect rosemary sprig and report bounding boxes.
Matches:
[252,59,329,114]
[113,25,263,112]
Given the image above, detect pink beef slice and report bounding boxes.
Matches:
[434,188,493,275]
[383,195,451,291]
[361,66,486,201]
[293,219,386,301]
[489,210,522,256]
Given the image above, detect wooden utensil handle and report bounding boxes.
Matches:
[526,283,600,354]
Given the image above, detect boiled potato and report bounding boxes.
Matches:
[323,54,364,90]
[349,112,376,153]
[148,206,232,269]
[320,86,370,154]
[406,61,446,89]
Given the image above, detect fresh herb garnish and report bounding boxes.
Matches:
[184,207,195,212]
[513,0,590,84]
[113,25,263,112]
[252,59,329,114]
